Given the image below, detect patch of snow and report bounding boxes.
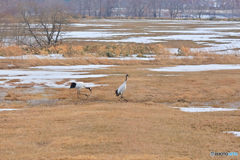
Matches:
[147,74,180,77]
[87,36,166,43]
[70,23,115,27]
[224,131,240,137]
[30,65,115,71]
[0,109,23,112]
[0,65,114,88]
[149,64,240,72]
[62,31,132,39]
[174,107,238,112]
[1,54,66,59]
[65,20,240,54]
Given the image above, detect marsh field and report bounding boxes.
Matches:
[1,19,240,159]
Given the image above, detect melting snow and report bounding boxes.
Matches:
[0,109,23,112]
[224,131,240,137]
[149,64,240,72]
[0,65,114,88]
[62,31,132,39]
[174,107,238,112]
[181,107,238,112]
[0,54,65,59]
[64,20,240,54]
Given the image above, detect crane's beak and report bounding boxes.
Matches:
[86,87,92,93]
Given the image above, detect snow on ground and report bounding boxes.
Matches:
[0,109,23,112]
[64,19,240,54]
[149,64,240,72]
[174,107,238,112]
[0,54,65,59]
[70,23,116,27]
[224,131,240,137]
[62,31,134,39]
[0,54,156,61]
[0,65,114,88]
[30,65,115,71]
[101,54,156,61]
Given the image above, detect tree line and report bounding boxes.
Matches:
[0,0,240,47]
[66,0,240,18]
[1,0,240,19]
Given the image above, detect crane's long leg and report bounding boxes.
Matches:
[77,91,88,98]
[121,94,128,102]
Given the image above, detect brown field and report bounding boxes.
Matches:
[1,19,240,159]
[1,60,240,160]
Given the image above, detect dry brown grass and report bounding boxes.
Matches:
[1,64,240,159]
[4,88,43,102]
[1,102,240,160]
[1,52,240,70]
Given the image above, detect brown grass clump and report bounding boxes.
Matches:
[0,43,173,59]
[4,89,43,101]
[0,46,24,56]
[0,43,240,70]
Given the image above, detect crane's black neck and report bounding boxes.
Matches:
[125,75,128,81]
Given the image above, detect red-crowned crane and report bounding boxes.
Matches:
[70,82,92,98]
[115,74,129,101]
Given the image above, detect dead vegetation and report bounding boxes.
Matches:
[1,64,240,159]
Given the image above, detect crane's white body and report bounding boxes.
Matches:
[74,82,86,91]
[70,82,91,98]
[117,81,127,96]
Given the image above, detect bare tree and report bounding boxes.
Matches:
[189,0,209,18]
[150,0,158,17]
[166,0,182,18]
[105,0,118,17]
[18,0,70,47]
[98,0,104,17]
[127,0,149,17]
[0,0,11,45]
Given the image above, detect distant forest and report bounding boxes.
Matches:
[1,0,240,19]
